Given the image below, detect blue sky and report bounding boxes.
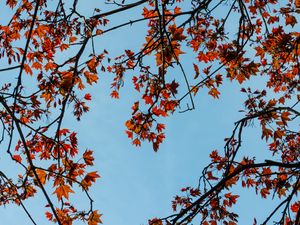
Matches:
[0,1,292,225]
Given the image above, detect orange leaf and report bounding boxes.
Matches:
[36,169,47,185]
[133,138,141,146]
[261,127,273,141]
[281,111,291,125]
[32,62,42,70]
[45,62,57,71]
[24,63,33,75]
[174,6,181,14]
[88,210,102,225]
[96,29,103,35]
[208,87,220,99]
[59,43,69,51]
[20,116,30,124]
[87,57,98,73]
[84,71,98,85]
[53,185,75,201]
[86,171,101,181]
[285,15,297,27]
[260,188,270,198]
[69,36,77,43]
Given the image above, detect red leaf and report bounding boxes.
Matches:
[12,154,22,163]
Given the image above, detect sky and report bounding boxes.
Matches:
[0,1,295,225]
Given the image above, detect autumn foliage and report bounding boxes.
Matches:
[0,0,299,225]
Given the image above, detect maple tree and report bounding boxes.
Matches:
[0,0,299,225]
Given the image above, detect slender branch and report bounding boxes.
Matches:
[0,65,21,72]
[92,0,148,19]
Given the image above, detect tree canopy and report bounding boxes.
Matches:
[0,0,299,225]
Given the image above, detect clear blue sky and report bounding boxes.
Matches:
[0,1,289,225]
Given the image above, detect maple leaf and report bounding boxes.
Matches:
[7,0,17,8]
[24,64,33,75]
[81,171,100,190]
[148,218,163,225]
[260,188,270,198]
[261,127,273,141]
[224,192,239,206]
[131,101,139,115]
[156,123,165,133]
[174,6,181,14]
[84,93,92,101]
[155,52,163,66]
[285,15,297,27]
[69,36,77,43]
[32,62,42,70]
[45,212,53,221]
[83,150,95,166]
[168,24,186,41]
[152,106,168,117]
[59,44,69,51]
[20,116,30,124]
[84,71,98,85]
[142,7,157,18]
[60,72,74,91]
[126,130,133,139]
[85,171,101,182]
[133,138,141,146]
[88,210,102,225]
[208,87,220,99]
[291,202,300,213]
[126,60,135,69]
[143,95,153,105]
[110,90,119,99]
[36,169,47,185]
[53,185,75,201]
[12,154,22,163]
[44,62,57,71]
[281,111,291,125]
[87,57,98,73]
[96,29,103,35]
